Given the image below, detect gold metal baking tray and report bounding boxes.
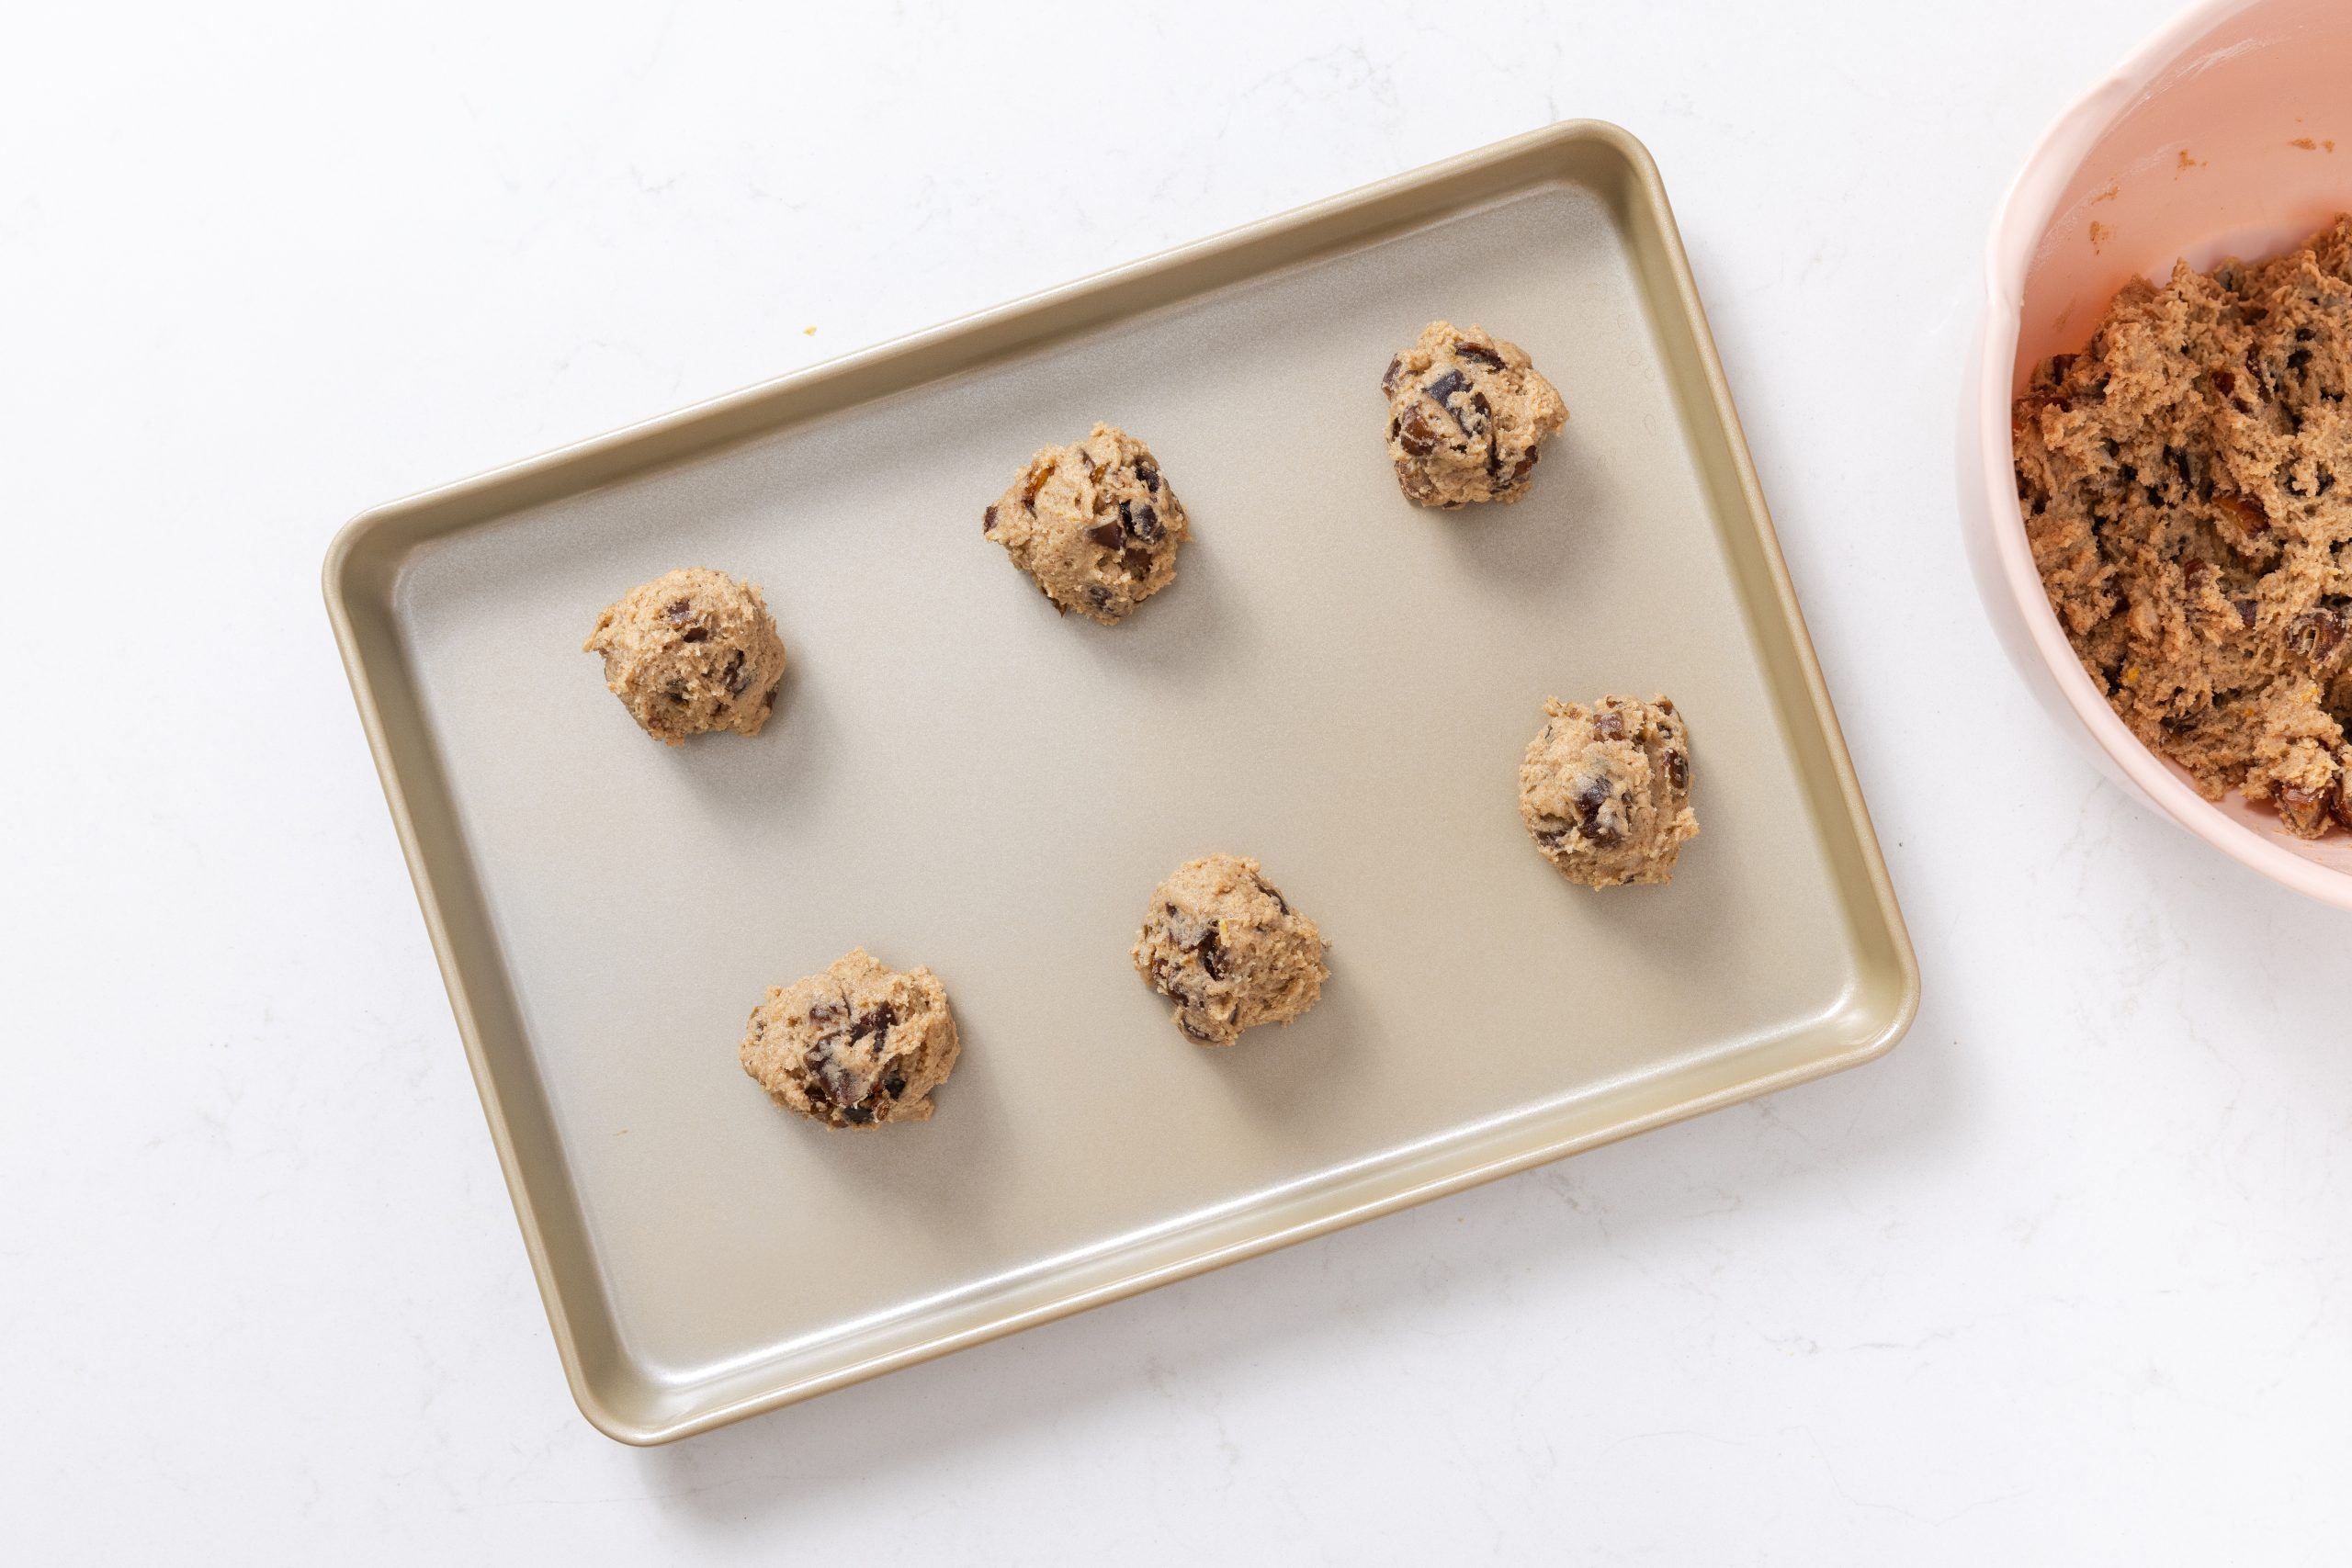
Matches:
[323,120,1917,1444]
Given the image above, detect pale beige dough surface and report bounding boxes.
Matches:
[740,948,961,1129]
[2015,216,2352,838]
[1130,853,1328,1046]
[583,566,788,746]
[1519,694,1697,888]
[984,423,1190,626]
[1381,321,1568,508]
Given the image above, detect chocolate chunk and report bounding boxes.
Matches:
[1251,871,1289,915]
[1572,777,1623,845]
[1086,519,1124,548]
[663,598,694,625]
[1135,460,1159,491]
[2212,491,2269,532]
[1086,584,1112,613]
[1394,404,1443,457]
[882,1075,907,1100]
[984,503,999,534]
[2288,607,2346,661]
[762,683,781,711]
[841,1104,876,1125]
[1423,368,1473,431]
[1666,748,1690,792]
[1382,355,1408,394]
[2276,780,2338,838]
[1126,502,1160,542]
[2212,369,2235,396]
[681,626,708,643]
[1119,547,1155,578]
[1453,339,1504,368]
[1593,711,1626,740]
[812,1053,862,1107]
[2234,598,2258,628]
[722,649,749,695]
[1195,927,1225,980]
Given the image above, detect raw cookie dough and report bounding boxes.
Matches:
[740,948,960,1128]
[984,423,1191,626]
[1130,853,1328,1046]
[583,567,788,746]
[1519,694,1698,888]
[2017,216,2352,837]
[1381,321,1569,508]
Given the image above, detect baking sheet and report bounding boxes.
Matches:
[325,120,1917,1444]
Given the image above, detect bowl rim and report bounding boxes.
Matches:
[1973,0,2352,911]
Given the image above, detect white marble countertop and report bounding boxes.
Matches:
[7,0,2349,1560]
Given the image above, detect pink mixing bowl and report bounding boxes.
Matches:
[1962,0,2352,908]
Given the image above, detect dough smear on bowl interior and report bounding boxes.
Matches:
[583,566,787,745]
[984,423,1190,626]
[2015,216,2352,838]
[1131,853,1328,1045]
[1381,321,1568,508]
[1519,694,1697,888]
[740,948,960,1129]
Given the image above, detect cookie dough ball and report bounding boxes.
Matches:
[1131,853,1328,1045]
[984,423,1190,625]
[583,567,787,746]
[1519,694,1698,888]
[1381,321,1568,508]
[740,948,960,1128]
